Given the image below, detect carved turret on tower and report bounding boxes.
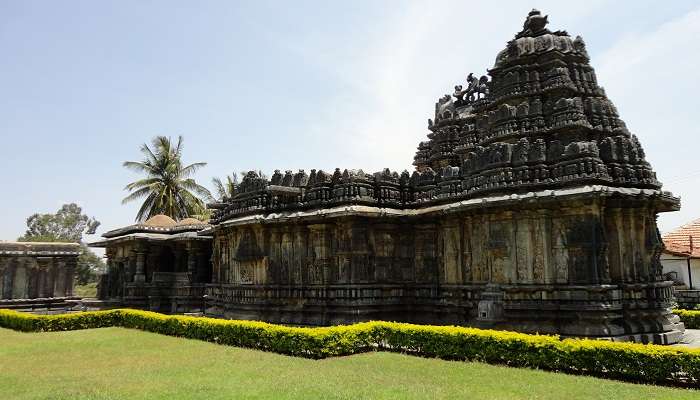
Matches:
[414,9,660,195]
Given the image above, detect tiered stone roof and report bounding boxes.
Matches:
[209,10,677,225]
[102,214,209,239]
[414,9,658,190]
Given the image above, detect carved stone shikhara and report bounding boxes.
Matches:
[94,11,682,343]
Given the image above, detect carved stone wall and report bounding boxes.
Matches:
[96,237,212,313]
[0,242,79,299]
[205,188,678,342]
[201,11,682,343]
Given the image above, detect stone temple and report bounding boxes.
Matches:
[93,10,683,343]
[0,242,79,300]
[90,215,212,313]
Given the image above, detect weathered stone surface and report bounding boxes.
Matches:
[0,242,79,300]
[90,215,212,313]
[201,11,681,342]
[204,187,678,339]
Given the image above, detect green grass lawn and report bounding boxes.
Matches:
[72,282,98,298]
[0,327,697,400]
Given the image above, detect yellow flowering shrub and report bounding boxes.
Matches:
[675,309,700,329]
[1,308,698,385]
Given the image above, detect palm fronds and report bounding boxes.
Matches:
[122,135,212,222]
[211,172,238,202]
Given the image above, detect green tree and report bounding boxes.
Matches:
[122,135,212,221]
[74,250,104,286]
[18,203,104,285]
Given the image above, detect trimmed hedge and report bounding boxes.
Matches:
[1,309,698,386]
[676,309,700,329]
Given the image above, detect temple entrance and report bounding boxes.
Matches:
[156,246,175,274]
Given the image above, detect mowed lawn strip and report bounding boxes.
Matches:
[0,327,696,400]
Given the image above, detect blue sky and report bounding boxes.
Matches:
[2,0,700,246]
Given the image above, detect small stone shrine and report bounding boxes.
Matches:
[96,10,683,343]
[90,215,212,313]
[0,241,79,299]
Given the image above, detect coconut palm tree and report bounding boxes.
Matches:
[211,172,238,202]
[122,135,212,221]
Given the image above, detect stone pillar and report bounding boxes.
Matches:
[64,258,76,297]
[268,228,280,284]
[213,237,225,284]
[12,261,28,299]
[37,260,48,298]
[623,208,636,283]
[126,253,135,282]
[211,243,219,284]
[441,220,462,284]
[186,245,197,282]
[101,249,114,298]
[461,216,473,283]
[2,263,14,299]
[415,223,438,284]
[134,251,146,283]
[347,222,370,284]
[307,223,333,284]
[55,264,66,297]
[103,260,113,298]
[514,214,532,284]
[46,258,58,297]
[292,226,308,285]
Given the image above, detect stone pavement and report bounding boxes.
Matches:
[674,329,700,348]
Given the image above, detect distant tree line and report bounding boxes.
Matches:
[18,203,104,285]
[16,136,258,286]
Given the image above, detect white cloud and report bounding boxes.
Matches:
[596,9,700,78]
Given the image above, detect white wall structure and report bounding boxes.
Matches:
[660,252,700,289]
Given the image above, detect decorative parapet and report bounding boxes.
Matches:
[0,242,81,256]
[212,186,679,229]
[211,155,671,224]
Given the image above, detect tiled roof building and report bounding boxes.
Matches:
[662,219,700,258]
[660,219,700,295]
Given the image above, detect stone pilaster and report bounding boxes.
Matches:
[64,258,76,297]
[186,243,199,282]
[134,251,146,283]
